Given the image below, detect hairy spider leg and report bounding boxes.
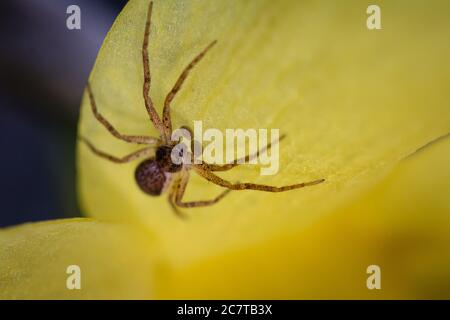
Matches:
[86,83,159,145]
[202,134,286,171]
[170,170,231,209]
[142,1,166,138]
[193,166,325,192]
[162,40,218,140]
[80,137,154,163]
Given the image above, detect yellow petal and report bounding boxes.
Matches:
[0,219,161,299]
[161,137,450,299]
[3,134,448,299]
[77,0,450,289]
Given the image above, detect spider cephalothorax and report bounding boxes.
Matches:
[156,145,183,172]
[80,1,325,217]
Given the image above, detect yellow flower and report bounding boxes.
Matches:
[1,0,449,299]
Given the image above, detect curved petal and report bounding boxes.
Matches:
[2,138,449,299]
[160,137,450,299]
[77,0,450,280]
[0,219,162,299]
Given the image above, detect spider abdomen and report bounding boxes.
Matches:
[135,158,167,196]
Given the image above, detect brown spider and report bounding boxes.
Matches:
[80,1,325,217]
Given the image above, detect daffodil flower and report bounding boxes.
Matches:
[1,0,450,299]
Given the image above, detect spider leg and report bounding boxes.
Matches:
[173,170,231,208]
[168,193,185,218]
[86,83,160,145]
[193,166,325,192]
[167,174,186,218]
[142,1,166,138]
[80,137,154,163]
[162,40,217,140]
[204,134,286,172]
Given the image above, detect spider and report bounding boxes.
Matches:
[80,1,325,217]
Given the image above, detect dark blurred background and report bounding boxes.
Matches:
[0,0,128,227]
